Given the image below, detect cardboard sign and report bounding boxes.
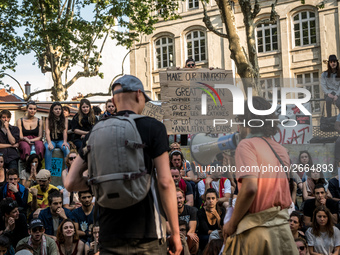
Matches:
[273,103,312,144]
[160,68,234,134]
[142,101,164,121]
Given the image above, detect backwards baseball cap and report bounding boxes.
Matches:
[112,75,151,102]
[29,218,44,229]
[36,169,51,181]
[329,55,338,62]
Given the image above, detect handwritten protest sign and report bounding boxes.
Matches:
[273,103,312,144]
[50,158,63,177]
[142,101,164,121]
[160,68,234,134]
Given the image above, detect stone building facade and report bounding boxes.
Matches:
[130,0,340,117]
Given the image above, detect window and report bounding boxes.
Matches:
[260,77,281,100]
[186,31,206,62]
[188,0,199,9]
[155,37,174,69]
[296,72,320,112]
[256,22,278,53]
[292,11,316,47]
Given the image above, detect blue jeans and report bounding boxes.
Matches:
[44,141,70,170]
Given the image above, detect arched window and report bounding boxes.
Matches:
[256,22,278,53]
[186,31,206,62]
[292,11,316,47]
[155,37,174,69]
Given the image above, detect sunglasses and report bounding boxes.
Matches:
[297,246,305,251]
[187,63,195,67]
[9,201,18,208]
[69,157,76,161]
[32,227,44,233]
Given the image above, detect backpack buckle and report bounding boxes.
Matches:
[88,178,97,185]
[123,173,139,180]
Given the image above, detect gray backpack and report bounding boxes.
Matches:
[86,113,151,209]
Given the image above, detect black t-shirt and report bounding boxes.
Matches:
[80,111,169,241]
[185,180,193,196]
[303,199,338,218]
[328,178,340,199]
[71,113,97,140]
[179,205,197,225]
[197,207,226,235]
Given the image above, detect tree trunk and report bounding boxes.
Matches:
[216,0,259,96]
[48,46,67,101]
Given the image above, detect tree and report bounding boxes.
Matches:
[0,0,180,101]
[201,0,324,95]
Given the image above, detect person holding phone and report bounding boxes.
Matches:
[20,154,42,188]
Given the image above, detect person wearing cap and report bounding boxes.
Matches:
[16,218,57,255]
[28,170,58,213]
[65,75,182,255]
[38,190,74,240]
[321,54,340,117]
[0,169,28,214]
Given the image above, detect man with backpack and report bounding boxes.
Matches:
[65,75,181,255]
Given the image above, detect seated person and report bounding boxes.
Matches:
[197,188,225,251]
[305,206,340,254]
[179,220,199,255]
[303,184,338,227]
[289,211,305,240]
[16,218,57,255]
[203,239,223,255]
[197,172,231,205]
[15,243,34,254]
[17,101,44,162]
[28,170,58,213]
[38,190,74,240]
[328,175,340,201]
[321,54,340,117]
[334,115,340,170]
[302,168,332,201]
[171,168,193,206]
[56,219,85,255]
[72,190,94,244]
[85,224,99,255]
[0,110,20,170]
[0,234,14,255]
[20,154,42,189]
[295,238,308,255]
[169,148,193,181]
[99,99,116,120]
[0,198,28,247]
[0,169,28,214]
[176,188,198,242]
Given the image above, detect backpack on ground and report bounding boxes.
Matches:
[86,113,151,209]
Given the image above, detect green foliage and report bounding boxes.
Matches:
[0,0,180,82]
[0,0,23,72]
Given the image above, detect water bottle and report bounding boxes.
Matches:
[30,142,36,155]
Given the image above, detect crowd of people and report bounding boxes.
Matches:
[1,67,340,255]
[0,99,114,255]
